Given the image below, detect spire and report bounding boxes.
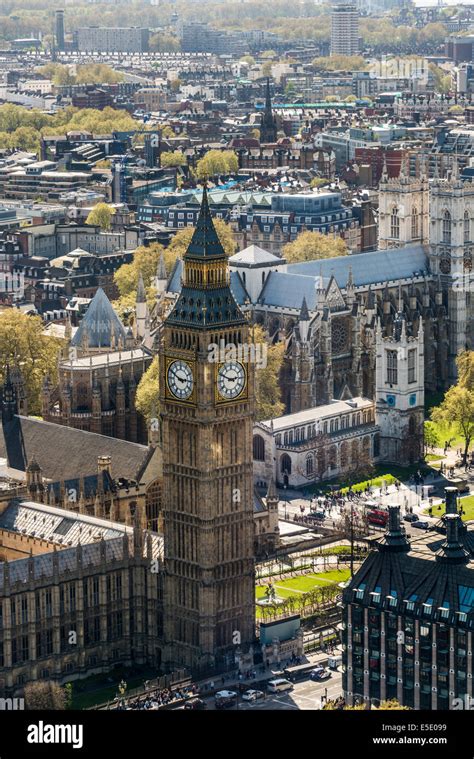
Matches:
[184,184,227,260]
[266,477,278,503]
[346,264,354,291]
[381,153,388,182]
[136,272,146,304]
[299,296,310,322]
[260,77,277,143]
[157,251,167,281]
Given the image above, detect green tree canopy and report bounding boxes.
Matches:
[431,353,474,464]
[253,324,285,420]
[160,150,187,168]
[0,310,62,415]
[136,355,159,425]
[312,55,368,72]
[283,230,348,263]
[85,202,115,231]
[196,150,239,180]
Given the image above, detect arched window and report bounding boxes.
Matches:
[411,208,419,239]
[408,416,416,436]
[306,455,314,477]
[442,210,451,244]
[373,433,380,458]
[253,434,265,461]
[390,207,399,240]
[280,453,292,475]
[275,434,281,446]
[340,442,349,468]
[465,211,470,243]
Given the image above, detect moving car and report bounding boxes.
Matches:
[241,689,264,702]
[310,667,332,682]
[267,678,293,694]
[309,511,325,520]
[184,697,206,710]
[215,690,237,709]
[403,513,418,522]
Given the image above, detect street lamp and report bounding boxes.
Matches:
[283,481,288,520]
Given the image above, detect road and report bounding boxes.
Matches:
[203,672,343,711]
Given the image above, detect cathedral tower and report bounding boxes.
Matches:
[378,155,429,250]
[375,314,424,466]
[429,167,474,381]
[160,188,256,673]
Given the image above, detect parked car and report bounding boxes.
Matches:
[309,511,325,520]
[310,667,332,682]
[403,513,418,522]
[412,520,430,529]
[241,689,264,702]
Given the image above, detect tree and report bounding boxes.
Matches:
[196,150,239,180]
[24,681,69,710]
[160,150,187,168]
[85,202,115,231]
[114,243,164,301]
[253,324,285,420]
[312,55,367,72]
[424,421,440,453]
[310,177,329,189]
[240,55,255,66]
[169,78,182,92]
[283,230,348,263]
[0,311,62,415]
[431,356,474,464]
[457,350,474,390]
[429,63,451,95]
[136,355,159,425]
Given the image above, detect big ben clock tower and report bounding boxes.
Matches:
[160,188,256,673]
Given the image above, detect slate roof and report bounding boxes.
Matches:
[71,287,128,349]
[286,244,430,288]
[258,272,328,310]
[343,509,474,627]
[0,415,152,482]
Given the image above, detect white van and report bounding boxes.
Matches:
[267,678,293,694]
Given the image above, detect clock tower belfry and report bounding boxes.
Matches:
[160,187,256,673]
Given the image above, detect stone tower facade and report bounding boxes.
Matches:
[378,156,429,250]
[375,313,424,466]
[160,188,255,674]
[428,166,474,381]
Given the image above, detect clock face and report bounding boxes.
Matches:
[167,360,194,400]
[217,361,246,400]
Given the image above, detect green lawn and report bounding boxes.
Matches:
[424,495,474,522]
[425,454,444,462]
[256,568,350,600]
